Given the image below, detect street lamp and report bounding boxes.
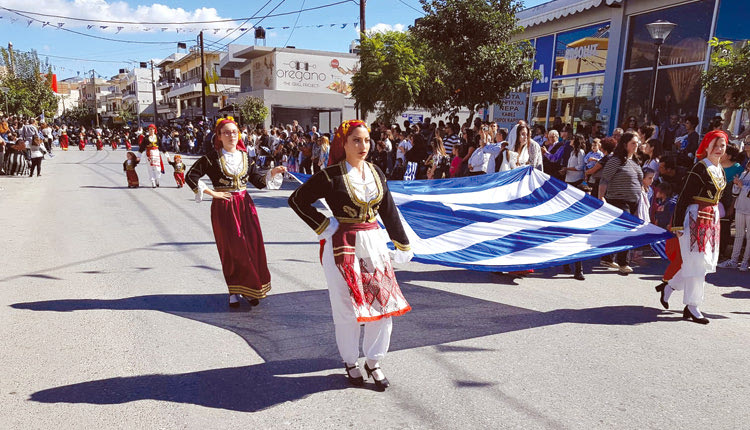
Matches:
[645,20,677,123]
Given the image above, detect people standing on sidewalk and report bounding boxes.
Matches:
[718,159,750,271]
[656,130,728,324]
[185,117,286,309]
[288,120,413,391]
[598,132,643,274]
[28,136,47,177]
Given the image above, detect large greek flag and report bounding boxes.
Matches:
[291,167,672,272]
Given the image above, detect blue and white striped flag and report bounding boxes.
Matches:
[291,167,673,272]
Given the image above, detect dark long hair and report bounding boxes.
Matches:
[645,138,663,162]
[513,124,531,153]
[572,133,585,154]
[613,132,637,165]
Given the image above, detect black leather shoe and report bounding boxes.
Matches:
[364,363,390,390]
[345,364,364,386]
[243,296,260,306]
[574,272,585,281]
[683,306,709,324]
[655,282,669,309]
[228,300,240,308]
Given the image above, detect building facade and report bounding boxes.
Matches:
[224,45,360,131]
[516,0,749,135]
[160,49,239,122]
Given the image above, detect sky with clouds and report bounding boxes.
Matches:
[0,0,546,78]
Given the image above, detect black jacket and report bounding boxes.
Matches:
[288,161,410,251]
[185,149,268,192]
[671,159,726,230]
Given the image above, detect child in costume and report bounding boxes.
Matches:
[168,153,187,188]
[123,151,140,188]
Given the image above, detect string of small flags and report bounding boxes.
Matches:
[0,15,359,34]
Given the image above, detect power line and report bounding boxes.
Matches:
[283,0,307,47]
[217,0,291,50]
[0,1,356,26]
[397,0,424,15]
[203,0,277,50]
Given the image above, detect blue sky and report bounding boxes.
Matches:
[0,0,547,79]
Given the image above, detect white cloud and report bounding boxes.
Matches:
[367,23,406,34]
[1,0,239,33]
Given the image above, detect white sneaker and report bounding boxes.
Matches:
[619,265,633,274]
[740,262,748,272]
[600,260,620,269]
[717,259,738,269]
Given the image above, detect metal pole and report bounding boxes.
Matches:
[92,69,99,128]
[199,31,207,122]
[356,0,366,119]
[648,43,662,124]
[150,60,158,126]
[8,42,15,76]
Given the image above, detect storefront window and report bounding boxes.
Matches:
[625,0,715,70]
[530,94,548,127]
[549,75,604,130]
[619,65,703,130]
[554,23,610,77]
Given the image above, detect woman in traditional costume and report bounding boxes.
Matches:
[656,130,727,324]
[288,120,413,390]
[59,130,69,150]
[138,125,165,188]
[185,117,286,308]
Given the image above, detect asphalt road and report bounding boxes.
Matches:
[1,148,748,429]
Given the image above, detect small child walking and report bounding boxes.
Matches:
[124,151,140,188]
[168,154,187,188]
[28,136,47,177]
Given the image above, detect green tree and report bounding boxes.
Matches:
[0,48,59,117]
[351,31,428,123]
[701,38,750,110]
[237,96,269,128]
[411,0,537,120]
[61,105,95,125]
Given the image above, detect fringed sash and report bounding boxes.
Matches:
[319,221,379,305]
[689,201,719,253]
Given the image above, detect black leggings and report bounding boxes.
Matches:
[602,199,639,266]
[30,157,42,176]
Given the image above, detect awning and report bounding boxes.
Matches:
[517,0,623,29]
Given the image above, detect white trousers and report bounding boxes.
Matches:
[321,238,392,365]
[667,205,719,307]
[731,212,750,264]
[147,165,161,182]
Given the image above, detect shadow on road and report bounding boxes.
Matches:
[13,283,669,412]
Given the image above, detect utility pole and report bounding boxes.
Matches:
[199,31,207,122]
[356,1,366,119]
[91,69,99,128]
[359,0,366,39]
[8,42,15,76]
[150,60,158,126]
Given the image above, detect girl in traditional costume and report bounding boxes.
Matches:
[185,117,286,308]
[123,151,140,188]
[288,120,413,390]
[656,130,728,324]
[168,154,186,188]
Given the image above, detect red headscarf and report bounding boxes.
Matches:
[147,124,157,134]
[328,119,370,166]
[696,130,729,160]
[213,116,246,152]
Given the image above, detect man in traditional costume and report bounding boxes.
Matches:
[185,117,286,308]
[289,120,413,391]
[138,124,165,188]
[656,130,727,324]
